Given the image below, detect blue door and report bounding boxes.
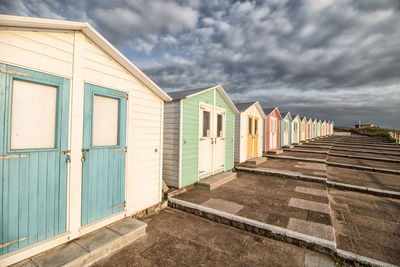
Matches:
[81,84,127,225]
[0,64,70,254]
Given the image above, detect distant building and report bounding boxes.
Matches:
[355,123,375,129]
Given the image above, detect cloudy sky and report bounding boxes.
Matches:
[1,0,400,128]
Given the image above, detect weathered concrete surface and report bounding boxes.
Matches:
[201,198,243,214]
[174,173,332,236]
[327,167,400,193]
[329,149,400,160]
[92,208,335,267]
[15,218,146,267]
[327,155,400,171]
[329,189,400,265]
[258,158,327,178]
[279,150,328,159]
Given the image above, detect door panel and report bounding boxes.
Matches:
[270,117,277,149]
[81,84,127,225]
[254,117,258,156]
[198,105,213,178]
[213,109,225,173]
[247,116,253,159]
[0,64,69,255]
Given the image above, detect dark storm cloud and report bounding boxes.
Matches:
[1,0,399,128]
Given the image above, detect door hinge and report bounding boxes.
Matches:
[109,201,126,210]
[0,67,32,77]
[110,147,127,152]
[60,150,70,154]
[111,93,128,99]
[0,154,29,160]
[0,237,28,249]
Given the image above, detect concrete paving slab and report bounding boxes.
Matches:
[74,228,121,259]
[287,218,335,241]
[257,158,327,178]
[201,198,243,214]
[304,254,335,267]
[296,186,328,197]
[289,198,330,214]
[295,162,327,171]
[31,241,89,267]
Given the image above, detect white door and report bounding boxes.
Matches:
[270,117,277,149]
[213,108,225,173]
[199,104,213,178]
[284,120,289,146]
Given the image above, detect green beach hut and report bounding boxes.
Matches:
[163,85,239,188]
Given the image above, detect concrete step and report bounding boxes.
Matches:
[245,157,267,166]
[14,218,146,267]
[267,149,283,155]
[282,145,295,149]
[197,171,237,190]
[165,184,195,199]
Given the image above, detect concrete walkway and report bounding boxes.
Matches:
[92,208,336,267]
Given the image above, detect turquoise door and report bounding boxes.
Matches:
[0,64,70,254]
[81,84,127,225]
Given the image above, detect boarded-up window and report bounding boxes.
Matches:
[11,80,57,149]
[217,114,223,137]
[203,110,210,137]
[93,95,119,146]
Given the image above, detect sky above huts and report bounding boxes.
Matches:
[2,0,399,128]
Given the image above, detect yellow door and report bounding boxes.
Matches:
[254,117,258,156]
[247,116,253,159]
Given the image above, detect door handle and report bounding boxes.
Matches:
[81,148,89,162]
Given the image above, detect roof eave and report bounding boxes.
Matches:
[0,15,172,102]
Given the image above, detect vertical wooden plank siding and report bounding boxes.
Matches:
[0,64,70,255]
[215,91,234,171]
[162,101,181,187]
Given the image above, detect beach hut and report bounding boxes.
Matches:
[307,118,313,140]
[163,85,239,188]
[300,117,307,142]
[317,120,322,137]
[327,121,331,136]
[312,119,317,138]
[0,15,172,264]
[322,120,327,136]
[291,115,301,144]
[263,107,282,153]
[233,101,265,164]
[280,112,292,147]
[330,121,334,135]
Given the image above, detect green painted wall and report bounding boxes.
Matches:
[180,89,235,187]
[215,90,235,171]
